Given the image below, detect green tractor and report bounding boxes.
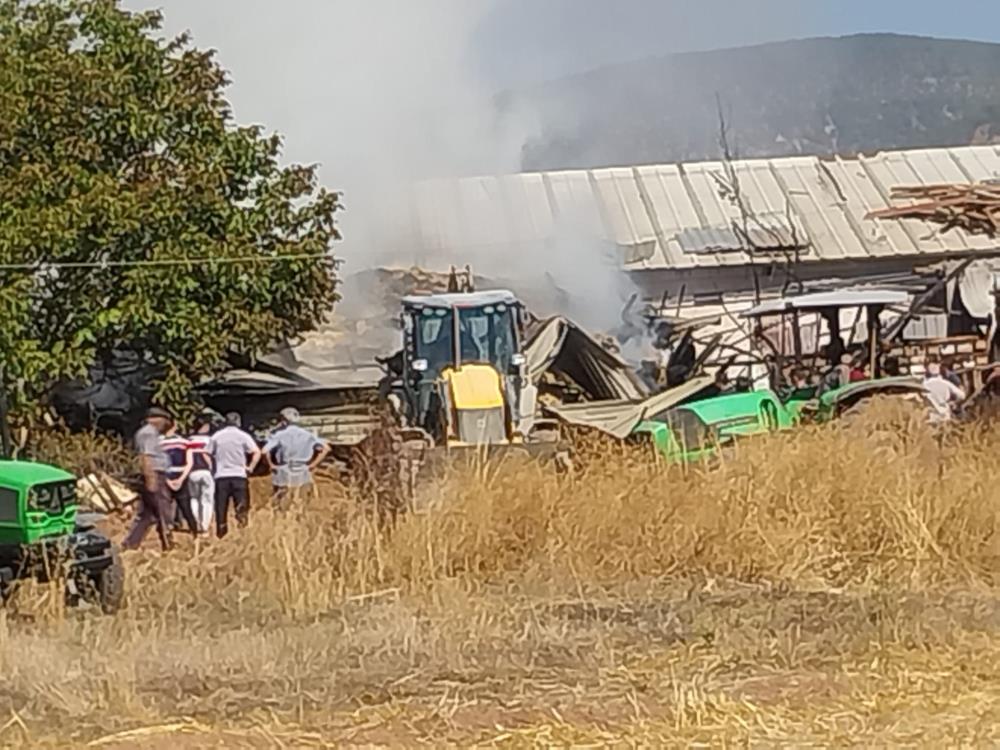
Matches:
[0,460,124,613]
[633,389,803,464]
[633,378,929,464]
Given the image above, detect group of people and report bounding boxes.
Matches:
[123,406,331,552]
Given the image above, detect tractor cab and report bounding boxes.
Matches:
[0,461,78,545]
[399,290,527,446]
[0,460,124,613]
[742,289,910,392]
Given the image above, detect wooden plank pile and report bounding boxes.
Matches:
[77,472,137,514]
[867,182,1000,237]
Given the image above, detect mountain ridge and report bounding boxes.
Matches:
[509,33,1000,171]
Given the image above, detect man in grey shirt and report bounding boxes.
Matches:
[123,406,174,551]
[264,407,330,508]
[209,412,262,538]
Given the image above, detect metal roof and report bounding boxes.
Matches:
[742,289,910,318]
[411,146,1000,270]
[401,290,519,309]
[545,375,713,439]
[203,362,383,394]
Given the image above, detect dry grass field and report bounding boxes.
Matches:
[4,400,1000,747]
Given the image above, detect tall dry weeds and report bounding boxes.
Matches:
[5,401,1000,745]
[380,399,1000,591]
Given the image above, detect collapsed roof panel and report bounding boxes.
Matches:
[524,317,647,403]
[545,375,714,440]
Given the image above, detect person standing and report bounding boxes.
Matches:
[122,407,174,552]
[264,407,331,509]
[209,412,261,538]
[924,362,967,424]
[162,423,198,535]
[185,415,216,534]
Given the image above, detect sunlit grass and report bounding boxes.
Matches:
[5,398,1000,746]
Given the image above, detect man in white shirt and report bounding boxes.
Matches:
[264,407,331,509]
[208,412,262,538]
[924,362,966,425]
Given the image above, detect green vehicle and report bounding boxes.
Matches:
[807,377,927,421]
[633,388,801,463]
[634,376,928,463]
[0,460,124,613]
[634,286,937,463]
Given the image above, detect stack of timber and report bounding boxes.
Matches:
[868,183,1000,236]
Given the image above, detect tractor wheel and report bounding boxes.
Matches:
[0,580,16,607]
[90,551,125,615]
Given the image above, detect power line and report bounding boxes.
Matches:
[0,252,333,271]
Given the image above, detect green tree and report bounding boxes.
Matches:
[0,0,340,415]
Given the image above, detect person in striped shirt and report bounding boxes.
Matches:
[185,415,216,534]
[162,424,199,535]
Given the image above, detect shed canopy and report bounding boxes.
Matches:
[742,289,910,318]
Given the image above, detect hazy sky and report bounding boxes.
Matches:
[130,0,1000,90]
[477,0,1000,87]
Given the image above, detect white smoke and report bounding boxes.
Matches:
[127,0,638,329]
[126,0,537,264]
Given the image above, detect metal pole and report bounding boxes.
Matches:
[867,305,881,379]
[0,366,12,459]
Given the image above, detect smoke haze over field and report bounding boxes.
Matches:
[125,0,536,268]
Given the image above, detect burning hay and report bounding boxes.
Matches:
[867,182,1000,236]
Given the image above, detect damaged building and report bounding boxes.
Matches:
[199,267,648,446]
[57,146,1000,441]
[410,145,1000,384]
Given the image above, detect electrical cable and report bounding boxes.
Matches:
[0,252,332,271]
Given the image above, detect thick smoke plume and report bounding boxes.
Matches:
[125,0,815,332]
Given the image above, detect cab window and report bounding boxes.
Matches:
[28,481,75,514]
[457,304,517,372]
[415,308,454,374]
[0,487,17,522]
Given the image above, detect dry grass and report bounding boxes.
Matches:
[5,399,1000,746]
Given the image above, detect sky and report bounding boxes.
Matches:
[120,0,1000,274]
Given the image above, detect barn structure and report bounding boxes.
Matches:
[410,145,1000,380]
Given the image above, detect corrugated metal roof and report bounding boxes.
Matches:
[411,146,1000,270]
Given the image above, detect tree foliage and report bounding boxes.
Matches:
[0,0,340,414]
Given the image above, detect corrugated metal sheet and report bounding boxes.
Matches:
[411,146,1000,270]
[546,375,713,439]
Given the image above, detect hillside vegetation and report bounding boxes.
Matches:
[513,34,1000,171]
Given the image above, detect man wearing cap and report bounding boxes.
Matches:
[264,407,331,508]
[208,412,262,538]
[123,407,174,551]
